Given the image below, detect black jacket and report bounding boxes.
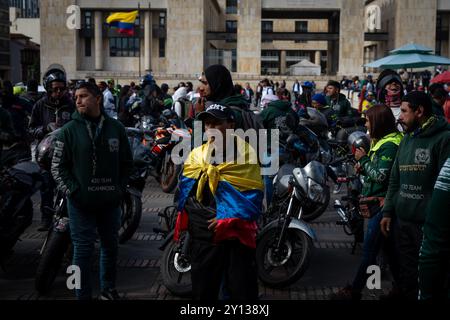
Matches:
[29,95,75,141]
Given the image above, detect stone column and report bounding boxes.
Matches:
[144,10,152,71]
[338,0,364,76]
[94,11,103,71]
[166,0,205,75]
[280,50,287,75]
[237,0,261,75]
[315,51,321,66]
[395,0,437,51]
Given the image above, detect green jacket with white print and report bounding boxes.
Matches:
[382,116,450,223]
[51,110,133,211]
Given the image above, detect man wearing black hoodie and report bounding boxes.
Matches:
[380,91,450,299]
[325,80,354,120]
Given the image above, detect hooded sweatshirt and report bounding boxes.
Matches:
[383,116,450,223]
[51,111,133,212]
[205,64,235,102]
[326,93,353,118]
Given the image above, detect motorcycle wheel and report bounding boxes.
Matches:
[301,186,331,222]
[160,158,182,194]
[256,227,312,288]
[35,230,71,294]
[118,191,142,244]
[160,233,192,297]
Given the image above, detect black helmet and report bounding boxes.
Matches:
[348,131,370,155]
[43,65,67,92]
[36,129,61,170]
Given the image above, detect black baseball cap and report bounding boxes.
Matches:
[197,102,235,121]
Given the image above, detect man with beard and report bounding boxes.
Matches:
[29,67,75,230]
[380,91,450,300]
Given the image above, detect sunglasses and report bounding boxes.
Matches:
[52,87,67,93]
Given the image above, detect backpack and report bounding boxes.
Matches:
[229,106,264,132]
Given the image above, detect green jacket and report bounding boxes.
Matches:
[359,132,403,197]
[219,95,250,129]
[260,100,293,130]
[383,116,450,223]
[51,111,133,211]
[419,156,450,299]
[326,93,353,118]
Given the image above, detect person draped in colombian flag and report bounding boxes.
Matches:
[174,66,263,299]
[106,11,138,36]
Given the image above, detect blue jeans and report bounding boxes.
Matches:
[68,200,121,300]
[352,209,400,293]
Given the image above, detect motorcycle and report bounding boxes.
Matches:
[0,160,43,266]
[155,190,192,297]
[146,111,191,194]
[274,129,330,222]
[256,160,328,288]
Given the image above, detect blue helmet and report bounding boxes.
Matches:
[140,73,155,87]
[302,81,314,88]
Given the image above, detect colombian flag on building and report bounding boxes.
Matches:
[106,11,138,36]
[174,137,264,249]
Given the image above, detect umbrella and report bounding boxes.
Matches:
[364,43,450,69]
[431,70,450,84]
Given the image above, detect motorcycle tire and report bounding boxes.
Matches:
[160,234,192,298]
[35,230,71,294]
[256,227,312,288]
[118,191,142,244]
[301,185,331,222]
[160,158,182,194]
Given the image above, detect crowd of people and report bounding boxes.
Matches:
[0,63,449,301]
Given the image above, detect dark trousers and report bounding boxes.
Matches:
[190,238,258,301]
[68,200,121,300]
[352,210,401,293]
[395,218,423,300]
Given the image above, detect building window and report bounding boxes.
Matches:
[85,38,91,57]
[159,38,165,58]
[295,21,308,43]
[262,21,273,43]
[9,0,39,18]
[84,11,92,29]
[110,37,140,57]
[226,0,238,14]
[226,20,237,43]
[159,12,166,28]
[261,50,280,75]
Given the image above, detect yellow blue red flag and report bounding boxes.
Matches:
[106,11,138,36]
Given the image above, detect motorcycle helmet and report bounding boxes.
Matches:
[140,73,155,88]
[43,64,67,92]
[299,107,328,134]
[36,129,61,170]
[347,131,371,155]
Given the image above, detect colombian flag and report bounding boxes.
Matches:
[174,137,264,249]
[106,11,138,36]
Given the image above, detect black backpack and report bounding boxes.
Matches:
[229,106,264,132]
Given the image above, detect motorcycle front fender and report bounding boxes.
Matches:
[159,230,175,251]
[258,218,316,241]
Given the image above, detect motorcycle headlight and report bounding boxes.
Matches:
[308,178,324,203]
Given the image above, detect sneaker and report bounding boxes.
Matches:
[329,285,362,300]
[99,289,123,300]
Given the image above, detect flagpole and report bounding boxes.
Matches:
[138,2,141,79]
